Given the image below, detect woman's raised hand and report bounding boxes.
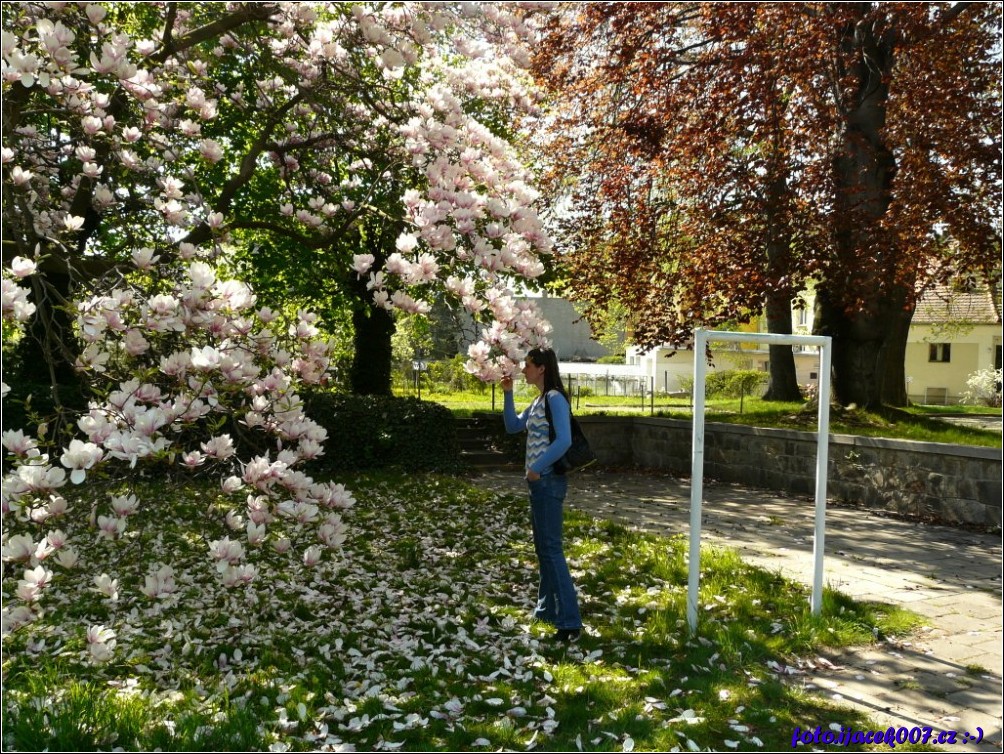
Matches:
[500,375,514,393]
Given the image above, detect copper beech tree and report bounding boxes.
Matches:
[531,2,1001,408]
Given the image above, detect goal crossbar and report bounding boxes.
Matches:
[688,329,833,632]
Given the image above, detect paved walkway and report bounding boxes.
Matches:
[478,469,1003,752]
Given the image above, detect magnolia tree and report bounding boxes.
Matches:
[2,1,556,659]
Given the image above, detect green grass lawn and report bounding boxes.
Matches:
[408,388,1002,448]
[3,472,925,752]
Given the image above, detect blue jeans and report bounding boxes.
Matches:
[528,474,582,630]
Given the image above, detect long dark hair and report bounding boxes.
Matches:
[527,347,567,399]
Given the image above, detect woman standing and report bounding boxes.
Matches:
[501,347,583,642]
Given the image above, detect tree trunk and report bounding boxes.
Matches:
[880,295,914,407]
[346,221,400,396]
[813,283,912,409]
[820,8,904,409]
[761,288,802,401]
[4,269,89,435]
[349,301,395,396]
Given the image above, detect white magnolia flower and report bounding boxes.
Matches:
[9,256,36,278]
[302,544,323,566]
[92,573,119,601]
[86,624,116,663]
[2,534,35,562]
[60,439,103,484]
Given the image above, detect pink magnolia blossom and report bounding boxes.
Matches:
[352,254,375,275]
[246,521,266,546]
[199,138,224,163]
[96,514,127,540]
[201,434,236,460]
[16,464,67,494]
[220,563,256,587]
[318,517,346,548]
[208,537,244,568]
[54,547,79,569]
[140,565,176,598]
[302,544,323,567]
[86,624,116,663]
[2,429,39,457]
[131,247,159,269]
[2,278,36,322]
[222,475,244,494]
[109,494,139,517]
[9,166,34,185]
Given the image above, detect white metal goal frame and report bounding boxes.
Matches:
[687,328,833,632]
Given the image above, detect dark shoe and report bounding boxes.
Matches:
[554,628,581,643]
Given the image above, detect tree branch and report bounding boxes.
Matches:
[178,93,305,249]
[150,3,282,64]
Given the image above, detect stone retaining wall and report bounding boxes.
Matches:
[577,416,1002,528]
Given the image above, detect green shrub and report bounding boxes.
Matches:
[425,355,488,393]
[303,391,462,474]
[706,369,767,398]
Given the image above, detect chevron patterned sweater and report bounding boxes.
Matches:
[503,389,572,475]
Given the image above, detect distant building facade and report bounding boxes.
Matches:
[626,282,1002,405]
[904,284,1001,404]
[473,281,1001,405]
[530,295,614,362]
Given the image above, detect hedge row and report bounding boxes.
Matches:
[303,392,462,475]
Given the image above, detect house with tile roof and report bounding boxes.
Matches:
[904,282,1002,404]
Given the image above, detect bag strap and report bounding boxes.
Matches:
[543,390,576,444]
[543,391,555,443]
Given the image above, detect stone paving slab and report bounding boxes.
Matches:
[477,468,1003,752]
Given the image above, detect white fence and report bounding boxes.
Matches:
[559,362,654,398]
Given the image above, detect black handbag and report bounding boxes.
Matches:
[544,392,597,474]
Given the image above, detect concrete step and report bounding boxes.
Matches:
[455,417,520,471]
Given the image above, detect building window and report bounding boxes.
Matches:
[928,343,951,363]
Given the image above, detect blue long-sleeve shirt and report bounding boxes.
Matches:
[503,389,572,475]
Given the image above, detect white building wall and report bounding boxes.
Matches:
[625,344,825,396]
[531,296,614,362]
[905,323,1001,404]
[528,286,1000,404]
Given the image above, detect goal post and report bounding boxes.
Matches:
[687,328,833,632]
